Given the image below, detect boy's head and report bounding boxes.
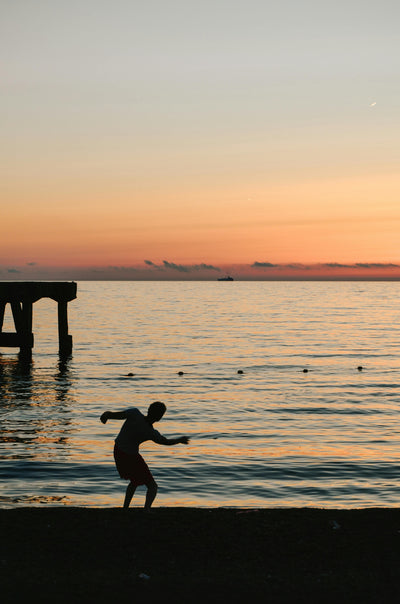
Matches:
[147,401,166,423]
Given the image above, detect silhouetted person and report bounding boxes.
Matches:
[100,402,189,511]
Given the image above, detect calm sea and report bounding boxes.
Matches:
[1,281,400,509]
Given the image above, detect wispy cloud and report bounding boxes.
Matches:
[321,262,400,270]
[162,261,190,273]
[251,261,400,274]
[252,261,307,270]
[354,262,400,269]
[252,261,278,268]
[192,263,221,272]
[7,268,21,273]
[145,260,221,273]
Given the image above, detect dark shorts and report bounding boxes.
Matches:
[113,444,154,486]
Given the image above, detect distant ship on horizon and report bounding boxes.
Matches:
[217,275,234,281]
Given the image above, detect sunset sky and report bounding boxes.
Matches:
[2,0,399,280]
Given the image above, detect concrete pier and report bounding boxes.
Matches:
[0,282,77,358]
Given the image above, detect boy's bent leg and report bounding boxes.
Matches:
[144,478,158,511]
[123,481,137,509]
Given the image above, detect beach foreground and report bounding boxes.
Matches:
[2,507,400,603]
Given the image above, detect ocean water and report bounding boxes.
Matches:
[1,281,400,509]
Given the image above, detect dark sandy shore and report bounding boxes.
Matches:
[2,507,400,603]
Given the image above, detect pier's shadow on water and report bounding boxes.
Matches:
[0,353,76,506]
[0,353,73,405]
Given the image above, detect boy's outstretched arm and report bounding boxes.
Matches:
[155,435,190,446]
[100,410,129,424]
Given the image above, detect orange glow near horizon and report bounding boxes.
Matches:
[2,172,400,276]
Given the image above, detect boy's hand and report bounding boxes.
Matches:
[180,436,190,444]
[100,412,110,424]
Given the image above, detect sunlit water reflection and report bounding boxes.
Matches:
[1,281,400,508]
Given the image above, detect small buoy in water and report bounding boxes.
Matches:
[178,371,184,376]
[237,370,244,374]
[303,368,308,373]
[357,366,363,371]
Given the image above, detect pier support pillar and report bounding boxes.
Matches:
[0,302,5,331]
[2,300,34,359]
[58,300,73,357]
[21,301,33,359]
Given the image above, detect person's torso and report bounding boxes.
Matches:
[115,408,160,454]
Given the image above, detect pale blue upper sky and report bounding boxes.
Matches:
[3,0,398,170]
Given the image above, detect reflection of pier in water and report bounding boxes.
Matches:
[0,356,76,507]
[0,282,77,359]
[0,357,75,458]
